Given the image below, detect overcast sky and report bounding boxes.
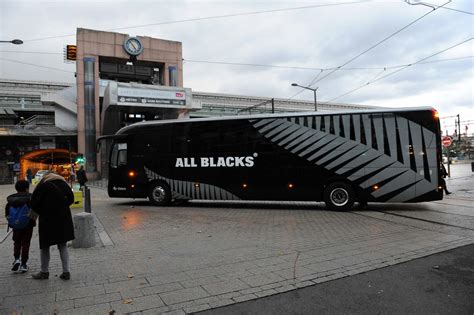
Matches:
[0,0,472,135]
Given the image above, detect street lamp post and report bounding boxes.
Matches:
[0,39,23,45]
[291,83,318,111]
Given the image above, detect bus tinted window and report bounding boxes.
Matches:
[111,143,127,168]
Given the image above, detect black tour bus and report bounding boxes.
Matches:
[100,107,443,210]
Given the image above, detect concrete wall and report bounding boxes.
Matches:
[55,107,77,131]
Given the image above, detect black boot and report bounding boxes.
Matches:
[60,272,71,280]
[32,271,49,280]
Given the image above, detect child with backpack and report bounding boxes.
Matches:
[5,180,35,273]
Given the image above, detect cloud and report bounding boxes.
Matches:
[0,0,472,131]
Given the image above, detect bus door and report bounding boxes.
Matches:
[108,141,130,197]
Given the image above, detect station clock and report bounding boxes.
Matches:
[123,37,144,56]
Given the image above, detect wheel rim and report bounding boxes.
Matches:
[330,188,349,206]
[152,186,167,203]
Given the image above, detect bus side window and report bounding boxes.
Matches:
[111,144,119,168]
[111,143,127,168]
[117,150,127,166]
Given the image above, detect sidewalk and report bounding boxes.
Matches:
[0,165,473,314]
[198,243,474,314]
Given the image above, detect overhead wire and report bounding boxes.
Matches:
[288,0,451,100]
[416,1,473,15]
[326,37,473,102]
[0,51,471,76]
[0,58,75,74]
[23,1,372,43]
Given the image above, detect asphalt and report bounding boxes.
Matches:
[197,244,474,315]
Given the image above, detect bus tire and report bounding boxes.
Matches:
[324,182,355,211]
[148,181,171,206]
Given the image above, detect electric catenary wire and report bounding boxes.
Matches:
[22,1,372,43]
[327,37,473,102]
[0,52,471,76]
[0,58,75,73]
[288,0,451,100]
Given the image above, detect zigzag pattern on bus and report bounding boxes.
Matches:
[251,114,438,203]
[144,166,241,201]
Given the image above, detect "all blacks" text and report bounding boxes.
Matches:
[175,154,257,168]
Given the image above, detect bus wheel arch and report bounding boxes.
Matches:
[323,181,355,211]
[148,180,172,206]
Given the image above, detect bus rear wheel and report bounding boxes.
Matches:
[324,182,355,211]
[148,181,171,206]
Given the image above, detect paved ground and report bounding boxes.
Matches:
[0,163,472,314]
[198,243,474,315]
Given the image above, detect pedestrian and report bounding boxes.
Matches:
[5,180,35,273]
[76,165,88,190]
[30,172,75,280]
[26,168,32,184]
[440,163,451,195]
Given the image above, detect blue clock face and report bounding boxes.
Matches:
[124,37,144,56]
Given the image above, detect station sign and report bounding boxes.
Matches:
[117,87,186,106]
[442,136,452,148]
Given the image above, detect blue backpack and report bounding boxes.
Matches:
[7,204,30,230]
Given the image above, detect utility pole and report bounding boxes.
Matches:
[457,114,461,141]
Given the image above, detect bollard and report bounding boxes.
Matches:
[72,212,96,248]
[471,161,474,172]
[84,186,91,213]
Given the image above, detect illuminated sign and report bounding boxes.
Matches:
[117,87,186,106]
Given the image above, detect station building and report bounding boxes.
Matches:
[0,28,375,184]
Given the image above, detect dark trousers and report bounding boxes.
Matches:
[12,226,34,264]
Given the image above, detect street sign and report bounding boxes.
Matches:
[442,136,453,148]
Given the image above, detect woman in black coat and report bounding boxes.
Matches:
[30,172,75,280]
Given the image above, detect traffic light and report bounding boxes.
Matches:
[75,154,85,164]
[66,45,77,61]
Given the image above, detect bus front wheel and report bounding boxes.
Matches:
[324,182,355,211]
[148,181,171,206]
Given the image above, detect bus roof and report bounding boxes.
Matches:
[116,106,436,135]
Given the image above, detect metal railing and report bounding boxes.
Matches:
[16,115,54,126]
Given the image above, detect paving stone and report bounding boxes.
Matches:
[202,279,249,295]
[56,284,106,301]
[141,305,173,314]
[167,300,201,311]
[74,292,122,308]
[110,294,164,313]
[104,278,150,294]
[233,293,258,303]
[208,298,236,309]
[254,289,278,298]
[183,303,211,314]
[147,272,191,286]
[239,287,262,295]
[241,273,285,287]
[68,302,113,315]
[161,309,186,315]
[3,292,56,307]
[275,284,297,293]
[260,281,286,291]
[180,275,222,288]
[192,295,221,305]
[21,300,75,314]
[120,288,145,299]
[141,282,184,295]
[159,287,209,305]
